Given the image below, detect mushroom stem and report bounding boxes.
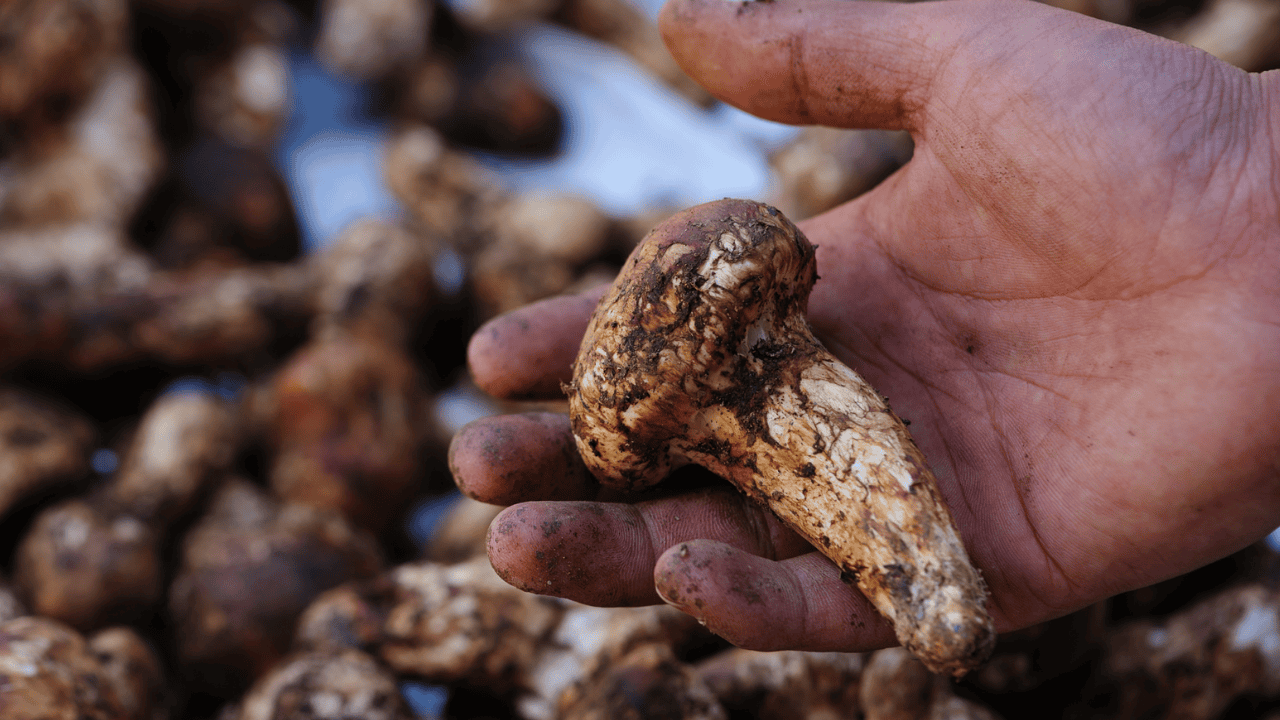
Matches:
[568,198,994,676]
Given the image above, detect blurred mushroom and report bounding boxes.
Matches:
[861,647,1003,720]
[309,217,438,343]
[0,222,152,371]
[294,579,397,656]
[1083,582,1280,720]
[0,616,161,720]
[293,555,707,718]
[0,223,313,373]
[137,139,303,270]
[518,600,708,720]
[556,0,715,107]
[195,43,291,148]
[0,386,96,520]
[169,479,383,697]
[422,495,503,563]
[13,498,162,631]
[316,0,431,81]
[422,48,564,155]
[557,643,727,720]
[471,191,618,316]
[382,125,506,251]
[106,390,238,523]
[88,627,170,720]
[130,263,313,367]
[1169,0,1280,71]
[768,127,913,221]
[695,649,865,720]
[267,328,427,532]
[0,575,27,624]
[228,649,414,720]
[377,557,562,690]
[0,0,128,127]
[0,58,164,228]
[14,391,237,630]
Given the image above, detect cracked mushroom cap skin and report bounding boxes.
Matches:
[567,198,994,676]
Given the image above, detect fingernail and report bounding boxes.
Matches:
[657,582,708,626]
[655,545,707,624]
[655,549,686,606]
[655,579,683,608]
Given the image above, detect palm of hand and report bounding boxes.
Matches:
[456,0,1280,651]
[805,8,1280,625]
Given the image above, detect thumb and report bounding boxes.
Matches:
[659,0,1068,131]
[659,0,940,129]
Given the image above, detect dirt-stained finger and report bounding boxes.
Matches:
[659,0,934,130]
[449,412,598,505]
[485,489,815,607]
[467,286,607,401]
[653,539,898,652]
[659,0,1101,134]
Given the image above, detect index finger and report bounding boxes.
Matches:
[467,286,607,401]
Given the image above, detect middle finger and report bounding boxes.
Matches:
[485,486,816,607]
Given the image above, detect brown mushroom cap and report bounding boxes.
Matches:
[568,198,816,491]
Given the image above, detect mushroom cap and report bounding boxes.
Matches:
[568,198,817,490]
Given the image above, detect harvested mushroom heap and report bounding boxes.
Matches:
[567,198,994,676]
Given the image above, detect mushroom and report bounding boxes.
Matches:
[314,0,429,82]
[168,479,384,697]
[0,575,27,624]
[14,498,162,631]
[1168,0,1280,73]
[1082,582,1280,720]
[0,386,95,521]
[229,648,414,720]
[0,58,163,228]
[194,41,291,150]
[105,389,239,525]
[266,328,426,533]
[694,648,864,719]
[423,495,504,564]
[0,0,127,127]
[293,555,710,719]
[860,647,1002,720]
[567,198,994,676]
[0,222,314,373]
[555,0,716,107]
[768,127,913,222]
[13,390,237,630]
[0,616,167,720]
[88,627,170,720]
[471,191,618,317]
[556,643,728,720]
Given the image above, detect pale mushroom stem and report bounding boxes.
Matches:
[688,340,995,677]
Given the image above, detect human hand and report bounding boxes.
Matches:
[451,0,1280,652]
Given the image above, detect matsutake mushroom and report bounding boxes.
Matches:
[567,198,994,676]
